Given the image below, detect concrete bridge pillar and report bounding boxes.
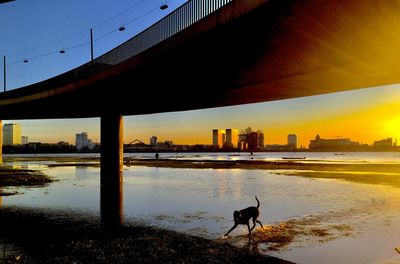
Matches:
[100,113,123,228]
[0,120,2,164]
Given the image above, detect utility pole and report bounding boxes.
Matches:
[3,56,5,92]
[90,29,94,62]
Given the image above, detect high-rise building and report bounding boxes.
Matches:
[212,129,225,148]
[21,136,29,145]
[213,129,239,148]
[150,136,158,146]
[3,123,22,145]
[75,132,94,150]
[225,129,238,148]
[257,130,264,148]
[287,134,298,149]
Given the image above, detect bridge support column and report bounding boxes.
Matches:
[0,120,2,164]
[100,113,123,229]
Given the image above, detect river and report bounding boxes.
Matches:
[1,152,400,264]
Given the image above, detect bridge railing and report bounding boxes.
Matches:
[95,0,232,66]
[1,0,234,92]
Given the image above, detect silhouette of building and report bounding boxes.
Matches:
[309,134,359,150]
[287,134,298,149]
[3,123,21,145]
[150,136,158,146]
[225,129,238,148]
[248,130,264,151]
[237,128,264,151]
[212,129,238,149]
[212,129,225,148]
[21,136,28,145]
[373,138,393,147]
[238,134,248,150]
[257,130,264,148]
[75,132,94,150]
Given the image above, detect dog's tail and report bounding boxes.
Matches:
[255,196,260,208]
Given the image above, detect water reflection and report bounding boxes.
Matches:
[1,155,400,263]
[75,166,91,180]
[100,170,123,228]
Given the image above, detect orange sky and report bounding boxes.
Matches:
[122,84,400,147]
[8,84,400,147]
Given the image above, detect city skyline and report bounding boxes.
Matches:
[7,84,400,147]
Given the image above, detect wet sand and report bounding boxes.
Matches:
[0,167,53,190]
[0,208,292,264]
[126,159,400,187]
[125,158,400,172]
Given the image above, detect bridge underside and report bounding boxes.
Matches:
[0,0,399,120]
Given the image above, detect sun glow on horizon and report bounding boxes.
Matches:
[8,84,400,147]
[383,116,400,143]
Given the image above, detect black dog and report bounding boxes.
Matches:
[225,196,264,237]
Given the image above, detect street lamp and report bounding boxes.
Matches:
[160,2,168,10]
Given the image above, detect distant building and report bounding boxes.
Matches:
[309,134,359,150]
[247,130,264,151]
[3,123,21,145]
[373,138,394,149]
[238,134,248,151]
[164,141,173,147]
[287,134,298,149]
[248,132,258,151]
[75,132,94,150]
[257,130,264,148]
[213,129,239,149]
[225,129,238,148]
[150,136,158,146]
[212,129,225,148]
[21,136,29,145]
[373,138,392,147]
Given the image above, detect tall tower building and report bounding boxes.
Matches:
[288,134,298,148]
[76,132,88,150]
[212,129,226,148]
[225,129,239,148]
[3,123,22,145]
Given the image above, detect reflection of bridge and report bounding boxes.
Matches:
[1,0,400,226]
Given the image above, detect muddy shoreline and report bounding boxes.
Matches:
[0,208,292,264]
[0,167,53,192]
[125,158,400,171]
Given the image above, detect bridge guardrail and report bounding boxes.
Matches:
[95,0,232,66]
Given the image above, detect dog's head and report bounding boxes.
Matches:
[233,210,241,223]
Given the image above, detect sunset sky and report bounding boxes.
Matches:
[7,84,400,147]
[1,0,400,147]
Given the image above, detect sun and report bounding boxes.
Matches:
[383,115,400,143]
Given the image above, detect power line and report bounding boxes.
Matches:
[4,0,147,57]
[1,1,177,67]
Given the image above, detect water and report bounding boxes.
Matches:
[2,152,400,263]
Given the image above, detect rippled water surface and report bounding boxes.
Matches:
[2,152,400,264]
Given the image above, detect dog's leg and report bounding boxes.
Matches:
[250,218,257,231]
[225,224,238,236]
[256,220,264,228]
[246,223,252,236]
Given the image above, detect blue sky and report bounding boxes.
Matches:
[0,0,188,88]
